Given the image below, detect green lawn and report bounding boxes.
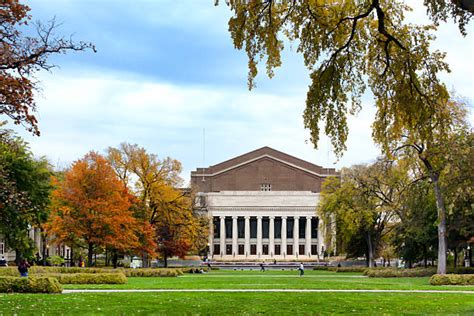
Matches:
[1,270,473,315]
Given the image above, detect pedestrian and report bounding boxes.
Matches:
[299,262,304,276]
[260,262,265,272]
[0,256,7,267]
[273,259,277,265]
[18,259,30,277]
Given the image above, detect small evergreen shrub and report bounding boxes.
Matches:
[312,266,329,271]
[430,274,474,285]
[121,268,180,277]
[48,273,127,284]
[0,276,62,293]
[330,266,368,273]
[364,268,436,277]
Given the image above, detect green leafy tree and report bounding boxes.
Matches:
[393,180,438,268]
[220,0,472,274]
[0,125,52,262]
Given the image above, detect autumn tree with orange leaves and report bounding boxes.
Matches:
[45,152,155,267]
[107,143,208,267]
[0,0,94,135]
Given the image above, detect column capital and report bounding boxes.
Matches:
[282,216,287,220]
[244,216,250,220]
[220,216,225,220]
[269,216,275,220]
[294,216,300,220]
[257,216,263,220]
[306,216,312,220]
[232,216,238,220]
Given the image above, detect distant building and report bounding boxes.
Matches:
[191,146,338,260]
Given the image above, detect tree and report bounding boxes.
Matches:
[45,152,149,267]
[107,143,208,267]
[1,0,95,135]
[387,100,470,273]
[318,160,408,267]
[0,125,52,262]
[221,0,472,274]
[392,180,438,268]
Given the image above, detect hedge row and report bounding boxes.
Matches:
[0,276,62,293]
[430,274,474,285]
[364,268,436,278]
[0,266,184,277]
[331,266,368,273]
[312,266,330,271]
[45,273,127,284]
[122,268,182,277]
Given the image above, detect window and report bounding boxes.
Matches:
[311,217,319,239]
[311,245,318,255]
[263,244,269,255]
[299,217,306,239]
[275,244,281,255]
[274,217,282,239]
[260,183,271,191]
[251,244,257,255]
[237,217,245,238]
[0,242,4,254]
[286,245,293,255]
[226,244,233,255]
[213,244,220,255]
[299,245,305,256]
[213,217,220,238]
[225,217,232,238]
[286,218,294,239]
[262,217,269,238]
[238,245,245,255]
[250,217,257,238]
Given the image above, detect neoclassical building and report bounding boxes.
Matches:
[191,147,338,260]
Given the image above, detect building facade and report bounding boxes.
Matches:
[191,147,338,260]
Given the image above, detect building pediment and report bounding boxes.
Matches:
[191,147,338,193]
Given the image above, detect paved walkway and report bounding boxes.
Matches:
[63,289,474,294]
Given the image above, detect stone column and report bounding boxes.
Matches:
[220,216,225,256]
[294,216,299,256]
[318,217,324,256]
[306,216,312,256]
[257,216,262,257]
[244,216,250,257]
[281,216,287,257]
[232,216,238,257]
[269,216,275,257]
[209,217,214,256]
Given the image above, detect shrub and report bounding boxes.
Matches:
[364,268,436,278]
[330,266,367,273]
[46,256,65,266]
[430,274,474,285]
[121,268,181,277]
[0,276,62,293]
[46,273,127,284]
[312,266,329,271]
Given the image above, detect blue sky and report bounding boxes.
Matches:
[12,1,474,184]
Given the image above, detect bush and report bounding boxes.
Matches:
[330,266,368,273]
[46,256,65,266]
[121,268,181,277]
[430,274,474,285]
[364,268,436,278]
[47,273,127,284]
[312,266,329,271]
[0,276,62,293]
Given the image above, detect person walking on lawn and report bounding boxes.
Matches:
[299,262,304,276]
[18,259,30,277]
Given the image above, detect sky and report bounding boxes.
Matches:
[11,1,474,184]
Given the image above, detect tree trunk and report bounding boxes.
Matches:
[112,250,118,269]
[164,253,168,268]
[15,249,21,266]
[142,252,149,268]
[454,247,458,268]
[367,232,374,268]
[421,157,447,275]
[87,243,93,267]
[432,176,447,274]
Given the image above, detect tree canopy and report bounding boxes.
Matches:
[0,0,94,135]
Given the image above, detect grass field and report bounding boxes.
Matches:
[1,270,473,315]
